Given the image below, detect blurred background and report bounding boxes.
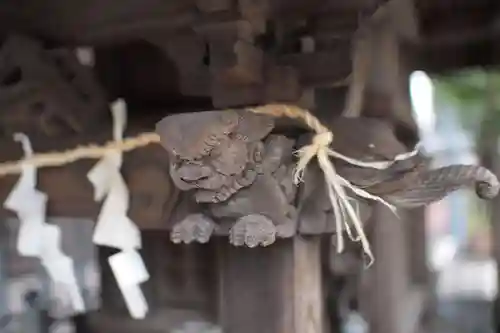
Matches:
[409,69,498,333]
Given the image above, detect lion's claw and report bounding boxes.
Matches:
[171,214,216,244]
[229,214,276,248]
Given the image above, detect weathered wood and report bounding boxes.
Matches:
[293,237,324,333]
[356,7,427,333]
[199,18,262,88]
[211,83,263,107]
[148,33,211,97]
[387,0,419,40]
[360,208,429,333]
[209,40,264,85]
[196,0,233,13]
[211,61,302,108]
[407,208,429,285]
[93,43,212,107]
[157,109,297,245]
[264,65,301,102]
[311,11,359,47]
[361,25,417,136]
[314,87,348,122]
[0,0,199,45]
[0,0,496,79]
[194,19,255,43]
[0,34,109,137]
[237,0,269,34]
[408,38,498,74]
[91,236,324,333]
[193,15,266,104]
[278,48,351,87]
[359,204,411,333]
[217,237,324,333]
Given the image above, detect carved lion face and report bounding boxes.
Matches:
[156,109,274,203]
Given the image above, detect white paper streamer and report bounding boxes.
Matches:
[88,99,149,319]
[3,133,85,313]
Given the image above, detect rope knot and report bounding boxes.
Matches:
[312,131,333,147]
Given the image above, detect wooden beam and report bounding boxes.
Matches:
[358,7,419,144]
[278,49,351,88]
[417,0,493,11]
[388,0,419,40]
[408,12,500,74]
[418,5,496,36]
[407,39,496,74]
[217,237,325,333]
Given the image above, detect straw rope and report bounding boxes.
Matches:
[0,105,329,176]
[0,132,160,176]
[0,104,409,266]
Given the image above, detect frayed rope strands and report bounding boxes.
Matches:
[0,105,409,266]
[250,105,402,266]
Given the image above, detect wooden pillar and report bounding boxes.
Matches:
[91,236,325,333]
[217,237,325,333]
[361,204,410,333]
[357,2,429,333]
[407,208,429,286]
[359,207,428,333]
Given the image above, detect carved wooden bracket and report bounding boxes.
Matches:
[0,34,109,137]
[156,109,298,247]
[156,110,500,247]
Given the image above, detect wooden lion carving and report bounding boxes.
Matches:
[156,110,297,247]
[157,110,500,248]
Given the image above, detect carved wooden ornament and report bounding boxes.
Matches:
[157,111,500,250]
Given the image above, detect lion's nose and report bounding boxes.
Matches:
[177,165,212,181]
